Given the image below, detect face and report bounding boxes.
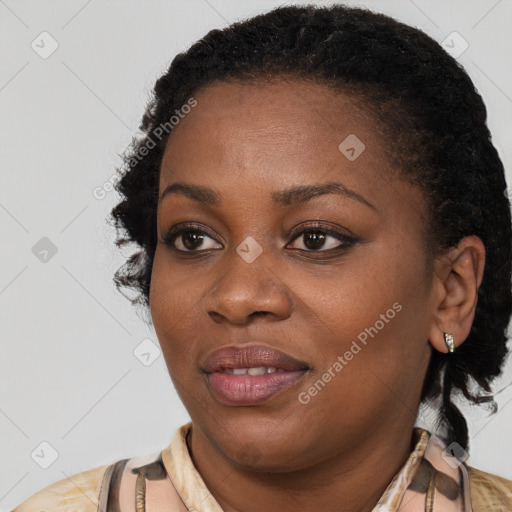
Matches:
[150,78,436,471]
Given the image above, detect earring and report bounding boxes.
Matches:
[443,332,455,353]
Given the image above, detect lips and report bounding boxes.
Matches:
[202,344,309,405]
[202,344,309,373]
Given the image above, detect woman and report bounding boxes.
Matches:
[13,3,512,511]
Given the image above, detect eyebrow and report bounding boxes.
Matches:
[159,181,377,211]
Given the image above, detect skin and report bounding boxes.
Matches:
[149,78,485,512]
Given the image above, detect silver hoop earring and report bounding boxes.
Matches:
[443,332,455,353]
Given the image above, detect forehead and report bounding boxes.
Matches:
[157,79,428,243]
[166,78,376,142]
[160,78,391,189]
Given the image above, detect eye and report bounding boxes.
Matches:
[162,223,222,252]
[287,223,357,252]
[162,222,357,255]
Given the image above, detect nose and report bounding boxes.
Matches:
[204,250,292,325]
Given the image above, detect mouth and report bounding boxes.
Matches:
[201,344,310,406]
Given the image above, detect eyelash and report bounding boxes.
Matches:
[162,222,358,257]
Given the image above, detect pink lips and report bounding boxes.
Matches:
[202,344,309,406]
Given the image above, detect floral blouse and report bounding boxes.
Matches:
[12,423,512,511]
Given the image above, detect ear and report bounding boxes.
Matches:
[428,236,486,353]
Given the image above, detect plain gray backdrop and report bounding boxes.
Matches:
[1,0,511,510]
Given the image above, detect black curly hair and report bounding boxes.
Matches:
[109,4,512,452]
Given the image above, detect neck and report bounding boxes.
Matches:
[187,419,420,512]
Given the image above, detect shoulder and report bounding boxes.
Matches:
[12,463,110,512]
[468,465,512,511]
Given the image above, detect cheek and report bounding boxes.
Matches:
[298,241,419,338]
[296,239,431,395]
[149,248,203,367]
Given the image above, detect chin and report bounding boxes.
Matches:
[226,445,308,473]
[208,421,314,473]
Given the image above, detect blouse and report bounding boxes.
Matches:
[12,423,512,511]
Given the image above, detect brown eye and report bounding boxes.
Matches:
[163,224,222,252]
[287,225,356,252]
